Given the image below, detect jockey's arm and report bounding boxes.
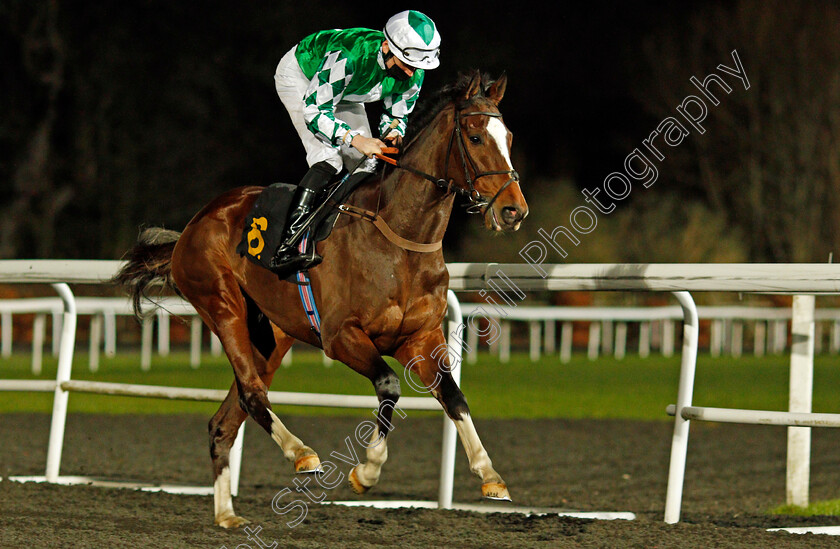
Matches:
[301,51,388,159]
[301,52,359,147]
[381,119,403,147]
[379,75,423,151]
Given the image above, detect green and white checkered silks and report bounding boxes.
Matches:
[379,81,421,138]
[303,51,354,146]
[300,41,423,147]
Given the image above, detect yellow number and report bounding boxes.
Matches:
[247,217,269,259]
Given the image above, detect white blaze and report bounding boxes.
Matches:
[486,118,513,169]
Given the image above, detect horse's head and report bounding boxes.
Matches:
[448,71,528,232]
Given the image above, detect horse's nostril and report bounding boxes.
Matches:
[501,206,519,223]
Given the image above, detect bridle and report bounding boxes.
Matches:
[377,107,520,216]
[333,105,520,254]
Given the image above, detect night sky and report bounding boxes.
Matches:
[9,1,830,261]
[273,1,696,185]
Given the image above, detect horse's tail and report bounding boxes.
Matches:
[112,227,183,320]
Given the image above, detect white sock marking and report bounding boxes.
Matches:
[268,409,305,461]
[214,467,234,520]
[355,427,388,487]
[453,413,494,480]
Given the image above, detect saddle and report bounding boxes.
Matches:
[235,175,369,280]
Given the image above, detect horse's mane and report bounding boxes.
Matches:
[403,70,497,145]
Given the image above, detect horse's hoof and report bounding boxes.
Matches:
[348,467,370,495]
[216,514,250,529]
[481,482,512,502]
[295,453,322,474]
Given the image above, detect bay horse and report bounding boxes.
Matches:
[115,70,528,528]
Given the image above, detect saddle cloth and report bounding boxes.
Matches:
[235,176,369,274]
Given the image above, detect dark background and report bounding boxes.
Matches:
[3,0,839,263]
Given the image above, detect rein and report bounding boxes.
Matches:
[376,108,520,216]
[335,107,518,254]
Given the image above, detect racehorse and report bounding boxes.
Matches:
[114,70,528,528]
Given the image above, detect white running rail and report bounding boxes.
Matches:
[5,260,840,522]
[0,260,460,506]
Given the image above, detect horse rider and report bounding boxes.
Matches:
[270,10,441,272]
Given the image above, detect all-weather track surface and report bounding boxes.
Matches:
[2,413,840,548]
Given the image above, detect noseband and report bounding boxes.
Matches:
[380,108,520,216]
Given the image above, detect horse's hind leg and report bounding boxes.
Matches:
[209,324,320,528]
[209,381,249,528]
[195,276,316,464]
[208,326,287,527]
[187,277,318,525]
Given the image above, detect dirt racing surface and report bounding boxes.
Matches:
[2,413,840,548]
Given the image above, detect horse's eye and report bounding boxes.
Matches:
[469,135,482,145]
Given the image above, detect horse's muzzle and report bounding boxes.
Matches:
[501,205,527,227]
[486,203,528,232]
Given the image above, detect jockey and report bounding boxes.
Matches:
[271,10,442,273]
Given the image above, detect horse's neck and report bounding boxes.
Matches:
[377,133,454,244]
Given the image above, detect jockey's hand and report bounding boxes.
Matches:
[383,131,403,148]
[351,135,387,158]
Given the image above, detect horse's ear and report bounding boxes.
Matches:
[464,70,483,100]
[487,72,507,105]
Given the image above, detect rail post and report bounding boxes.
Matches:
[664,291,699,524]
[786,295,815,507]
[45,283,77,482]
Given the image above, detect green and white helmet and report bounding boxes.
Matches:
[383,10,441,70]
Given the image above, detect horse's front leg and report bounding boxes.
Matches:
[323,325,402,494]
[395,329,511,501]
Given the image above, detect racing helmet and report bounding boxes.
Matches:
[384,10,441,70]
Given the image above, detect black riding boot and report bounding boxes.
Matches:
[269,162,336,273]
[284,186,318,243]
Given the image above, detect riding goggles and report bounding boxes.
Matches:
[384,28,440,69]
[399,45,440,65]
